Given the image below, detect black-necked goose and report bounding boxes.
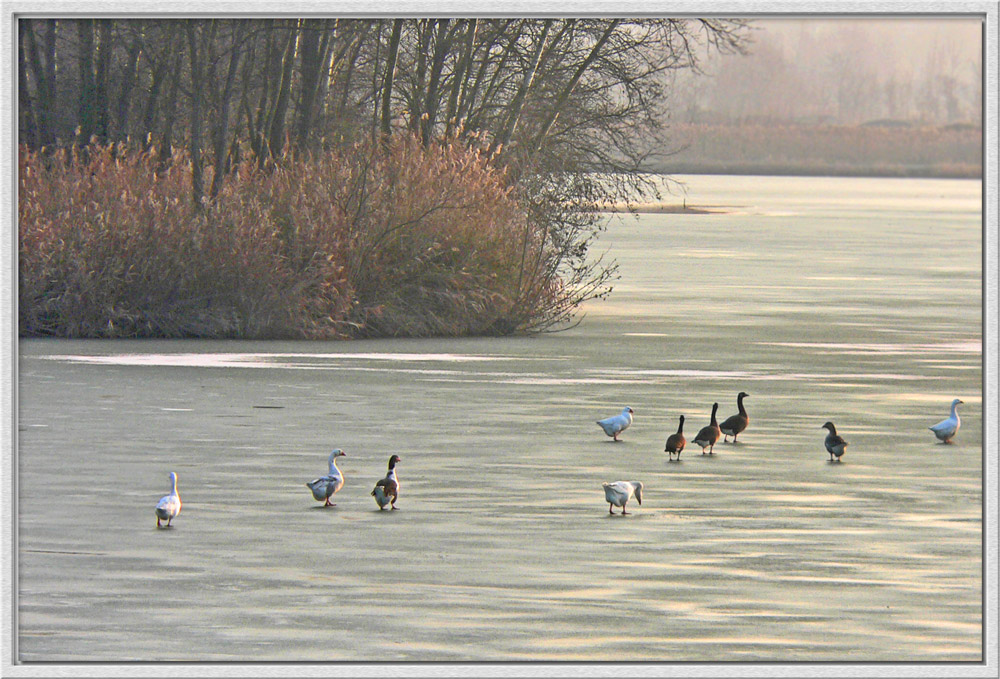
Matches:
[719,391,749,443]
[155,472,181,528]
[664,415,686,461]
[692,403,721,454]
[929,398,963,443]
[596,406,634,442]
[371,454,401,510]
[602,481,643,515]
[821,422,848,461]
[306,449,346,507]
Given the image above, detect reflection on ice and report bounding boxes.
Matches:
[43,351,534,368]
[762,341,982,354]
[38,352,949,384]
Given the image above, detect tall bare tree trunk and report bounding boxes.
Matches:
[93,19,112,143]
[209,23,244,200]
[186,22,205,208]
[114,37,141,142]
[76,20,96,146]
[444,19,477,137]
[380,19,403,143]
[23,19,57,147]
[18,21,38,147]
[266,21,298,159]
[491,20,552,154]
[420,19,452,146]
[294,20,332,153]
[526,20,620,158]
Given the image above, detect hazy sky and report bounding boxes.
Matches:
[677,17,983,124]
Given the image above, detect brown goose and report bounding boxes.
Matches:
[719,391,749,443]
[371,454,401,510]
[692,403,721,455]
[821,422,848,461]
[664,415,686,461]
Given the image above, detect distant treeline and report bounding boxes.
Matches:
[657,122,982,178]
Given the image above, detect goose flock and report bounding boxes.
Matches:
[154,396,965,526]
[596,394,966,516]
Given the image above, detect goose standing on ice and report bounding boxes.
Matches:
[929,398,964,443]
[664,415,686,461]
[155,472,181,528]
[596,407,634,442]
[603,481,643,515]
[692,403,721,455]
[306,449,347,507]
[719,392,749,443]
[821,422,848,461]
[371,455,401,510]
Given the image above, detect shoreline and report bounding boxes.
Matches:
[645,165,982,181]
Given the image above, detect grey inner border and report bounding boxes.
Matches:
[1,2,997,678]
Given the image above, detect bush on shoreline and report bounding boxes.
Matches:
[18,137,566,339]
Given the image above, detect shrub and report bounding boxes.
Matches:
[18,136,581,339]
[19,144,352,338]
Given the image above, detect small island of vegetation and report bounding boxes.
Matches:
[18,18,749,339]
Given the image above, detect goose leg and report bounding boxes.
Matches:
[621,503,629,515]
[609,503,615,515]
[157,518,161,528]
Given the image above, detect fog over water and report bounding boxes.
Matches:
[672,17,982,124]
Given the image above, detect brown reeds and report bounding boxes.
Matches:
[18,135,573,339]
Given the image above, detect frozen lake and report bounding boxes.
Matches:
[16,175,983,662]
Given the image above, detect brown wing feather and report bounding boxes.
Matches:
[694,424,720,445]
[373,477,398,498]
[719,413,748,434]
[665,433,685,453]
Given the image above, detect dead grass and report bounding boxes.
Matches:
[18,136,566,339]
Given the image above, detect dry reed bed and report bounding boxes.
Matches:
[18,136,560,339]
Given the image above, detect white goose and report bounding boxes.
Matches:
[602,481,643,515]
[929,398,964,444]
[596,407,634,442]
[155,472,181,528]
[306,449,347,506]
